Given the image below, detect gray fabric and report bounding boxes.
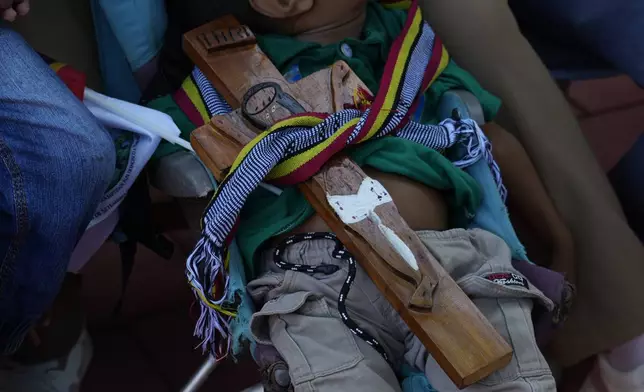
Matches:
[149,151,213,198]
[408,230,556,391]
[248,237,405,391]
[248,229,555,391]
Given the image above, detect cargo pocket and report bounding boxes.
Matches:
[471,298,554,388]
[456,273,554,388]
[250,291,364,386]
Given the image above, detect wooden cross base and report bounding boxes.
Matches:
[184,17,512,388]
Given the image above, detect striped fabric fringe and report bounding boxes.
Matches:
[187,0,504,357]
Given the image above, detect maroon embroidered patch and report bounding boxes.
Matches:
[485,273,529,289]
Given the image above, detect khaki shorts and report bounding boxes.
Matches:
[248,229,556,391]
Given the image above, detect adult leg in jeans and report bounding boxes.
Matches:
[0,28,115,355]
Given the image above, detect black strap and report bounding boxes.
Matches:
[114,172,174,315]
[273,232,389,362]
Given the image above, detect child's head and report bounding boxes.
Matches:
[248,0,368,44]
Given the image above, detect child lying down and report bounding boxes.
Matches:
[238,1,574,391]
[173,0,576,390]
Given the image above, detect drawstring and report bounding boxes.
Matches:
[273,232,390,362]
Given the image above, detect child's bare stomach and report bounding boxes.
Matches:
[281,168,449,238]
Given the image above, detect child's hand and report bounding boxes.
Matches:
[1,0,30,22]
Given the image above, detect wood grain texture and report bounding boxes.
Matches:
[300,157,512,387]
[190,110,258,181]
[190,123,241,181]
[210,110,256,146]
[184,16,512,388]
[184,18,310,121]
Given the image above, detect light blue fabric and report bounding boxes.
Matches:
[90,0,141,102]
[466,159,528,260]
[401,365,438,392]
[438,92,528,261]
[97,0,167,71]
[226,239,255,356]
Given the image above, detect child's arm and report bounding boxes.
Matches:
[483,122,576,283]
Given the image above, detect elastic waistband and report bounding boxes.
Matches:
[264,235,338,267]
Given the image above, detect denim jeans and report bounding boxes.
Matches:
[0,28,115,355]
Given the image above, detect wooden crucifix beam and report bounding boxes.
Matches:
[183,17,512,388]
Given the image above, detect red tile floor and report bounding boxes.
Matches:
[79,75,644,391]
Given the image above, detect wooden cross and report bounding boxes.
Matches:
[184,16,512,388]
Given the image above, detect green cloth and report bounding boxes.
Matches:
[236,1,500,276]
[256,0,501,124]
